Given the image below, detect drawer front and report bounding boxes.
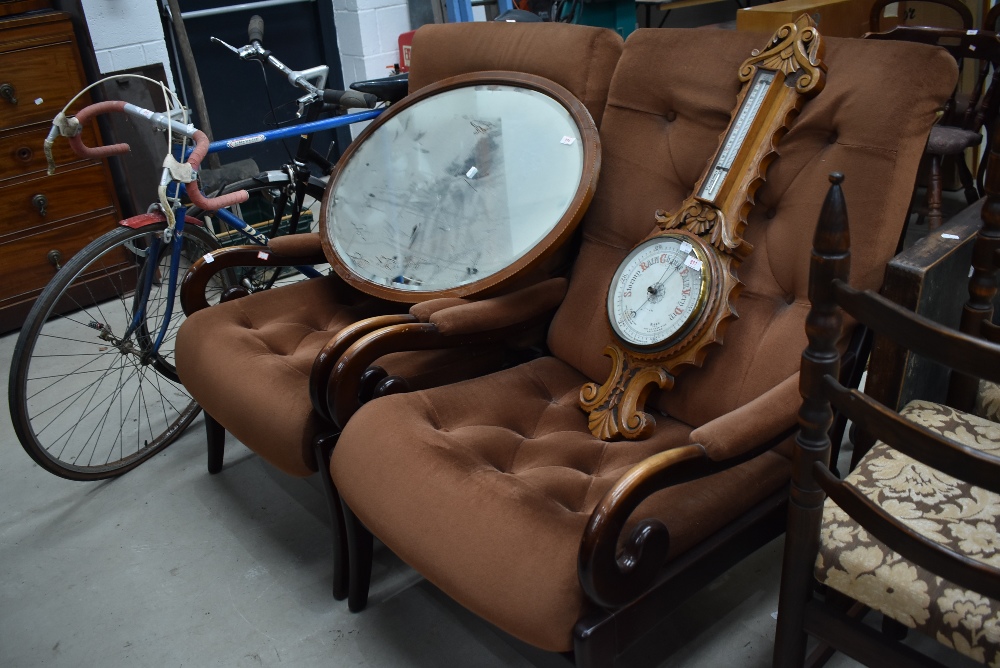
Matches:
[0,162,115,237]
[0,40,84,129]
[0,121,98,182]
[0,212,121,303]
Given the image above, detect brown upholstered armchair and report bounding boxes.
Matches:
[773,142,1000,666]
[325,29,957,665]
[174,21,624,599]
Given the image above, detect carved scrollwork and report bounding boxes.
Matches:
[655,199,733,251]
[584,17,825,443]
[578,444,716,608]
[580,345,672,441]
[740,14,825,96]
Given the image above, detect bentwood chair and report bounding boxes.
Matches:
[865,27,1000,230]
[773,130,1000,666]
[175,21,623,600]
[325,29,956,666]
[869,0,973,32]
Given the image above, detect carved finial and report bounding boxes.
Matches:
[813,172,849,257]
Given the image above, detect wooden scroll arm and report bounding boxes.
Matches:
[328,277,569,428]
[309,295,481,418]
[180,244,327,315]
[309,314,419,422]
[578,374,801,609]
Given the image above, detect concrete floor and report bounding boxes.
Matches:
[0,268,978,667]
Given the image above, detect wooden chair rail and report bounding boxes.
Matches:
[834,280,1000,382]
[814,462,1000,600]
[801,600,952,668]
[578,426,796,609]
[179,244,327,315]
[821,375,1000,491]
[308,313,418,422]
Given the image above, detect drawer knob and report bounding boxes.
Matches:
[32,193,48,217]
[0,83,16,105]
[47,250,62,270]
[16,146,32,163]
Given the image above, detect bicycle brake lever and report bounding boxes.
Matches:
[210,36,240,54]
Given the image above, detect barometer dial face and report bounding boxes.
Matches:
[608,234,709,350]
[697,69,777,202]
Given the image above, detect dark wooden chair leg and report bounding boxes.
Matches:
[314,432,349,601]
[927,155,944,230]
[343,501,374,612]
[206,412,226,474]
[956,155,980,205]
[881,615,908,641]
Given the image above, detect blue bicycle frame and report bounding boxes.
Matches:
[132,106,384,357]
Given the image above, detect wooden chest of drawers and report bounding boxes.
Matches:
[0,11,120,333]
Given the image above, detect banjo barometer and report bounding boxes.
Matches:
[580,15,826,440]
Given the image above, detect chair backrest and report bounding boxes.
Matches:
[406,22,623,127]
[545,29,957,430]
[869,0,973,32]
[773,138,1000,668]
[866,27,1000,145]
[988,2,1000,31]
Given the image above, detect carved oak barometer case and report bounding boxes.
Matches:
[580,15,826,440]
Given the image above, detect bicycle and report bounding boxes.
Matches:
[7,16,404,481]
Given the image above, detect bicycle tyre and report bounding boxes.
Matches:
[9,221,223,480]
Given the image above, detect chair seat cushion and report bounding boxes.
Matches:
[816,400,1000,665]
[176,275,403,476]
[976,380,1000,423]
[331,356,793,652]
[925,126,981,155]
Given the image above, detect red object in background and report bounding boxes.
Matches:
[398,30,416,72]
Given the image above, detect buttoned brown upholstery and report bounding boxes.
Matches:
[174,22,624,477]
[329,29,957,654]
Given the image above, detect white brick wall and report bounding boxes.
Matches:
[335,0,410,85]
[81,0,175,89]
[79,0,417,115]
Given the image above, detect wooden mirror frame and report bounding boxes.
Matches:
[318,70,601,303]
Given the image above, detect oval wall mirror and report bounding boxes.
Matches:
[319,71,601,301]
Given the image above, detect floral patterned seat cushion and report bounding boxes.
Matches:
[816,400,1000,665]
[976,380,1000,423]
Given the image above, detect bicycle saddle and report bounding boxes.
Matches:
[351,73,409,105]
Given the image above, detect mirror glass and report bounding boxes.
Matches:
[323,83,587,293]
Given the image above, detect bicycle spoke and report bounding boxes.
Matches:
[12,215,215,477]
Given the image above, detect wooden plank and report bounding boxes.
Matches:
[736,0,866,37]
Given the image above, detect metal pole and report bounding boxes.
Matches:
[181,0,315,20]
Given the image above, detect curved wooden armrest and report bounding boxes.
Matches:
[578,425,796,608]
[329,308,555,428]
[180,244,328,315]
[267,232,324,258]
[424,276,567,334]
[579,445,715,608]
[690,373,800,461]
[309,314,419,422]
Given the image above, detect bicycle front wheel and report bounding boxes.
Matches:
[9,222,223,480]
